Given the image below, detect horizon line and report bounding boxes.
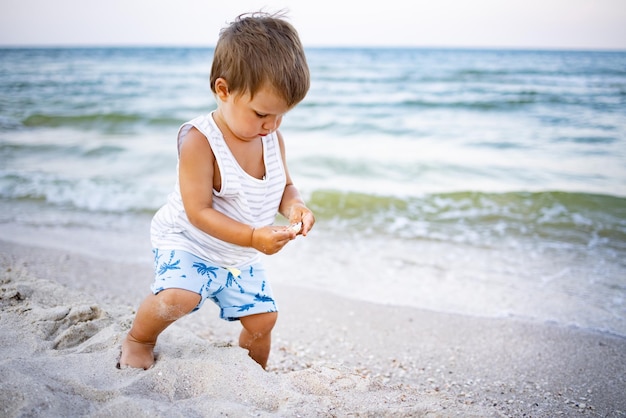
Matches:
[1,43,625,53]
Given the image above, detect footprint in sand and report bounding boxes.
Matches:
[44,304,105,349]
[1,277,109,350]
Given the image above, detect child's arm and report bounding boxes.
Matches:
[276,131,315,237]
[178,127,294,254]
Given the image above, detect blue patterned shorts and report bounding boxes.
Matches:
[150,249,277,321]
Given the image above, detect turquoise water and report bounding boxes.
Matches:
[1,47,625,335]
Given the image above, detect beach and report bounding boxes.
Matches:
[1,46,625,417]
[1,221,625,417]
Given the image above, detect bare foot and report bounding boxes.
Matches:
[117,333,155,370]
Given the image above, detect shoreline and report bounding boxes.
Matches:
[2,217,623,339]
[1,238,625,416]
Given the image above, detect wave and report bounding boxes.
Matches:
[307,190,626,251]
[0,170,163,214]
[297,92,620,114]
[21,112,183,131]
[1,165,624,253]
[1,141,126,160]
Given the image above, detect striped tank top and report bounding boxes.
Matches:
[150,112,287,267]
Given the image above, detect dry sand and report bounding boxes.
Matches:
[1,239,625,417]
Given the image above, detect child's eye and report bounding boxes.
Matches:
[255,112,267,118]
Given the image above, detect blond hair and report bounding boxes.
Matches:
[210,12,310,108]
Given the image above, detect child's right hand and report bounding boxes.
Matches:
[250,225,297,255]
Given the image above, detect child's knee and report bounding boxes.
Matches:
[154,289,201,320]
[241,312,278,336]
[260,311,278,331]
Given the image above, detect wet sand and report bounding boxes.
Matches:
[1,235,624,417]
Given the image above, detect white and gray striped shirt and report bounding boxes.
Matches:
[151,113,287,267]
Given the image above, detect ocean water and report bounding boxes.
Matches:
[1,47,625,336]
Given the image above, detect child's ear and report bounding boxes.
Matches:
[214,78,230,101]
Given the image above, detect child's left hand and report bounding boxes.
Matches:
[288,204,315,236]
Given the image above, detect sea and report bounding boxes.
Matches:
[1,47,625,337]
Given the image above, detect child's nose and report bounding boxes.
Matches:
[262,120,275,131]
[262,117,280,132]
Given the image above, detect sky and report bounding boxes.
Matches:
[1,0,625,50]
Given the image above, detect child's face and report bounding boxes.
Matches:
[218,81,290,141]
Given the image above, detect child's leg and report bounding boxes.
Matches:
[119,288,201,369]
[239,311,278,369]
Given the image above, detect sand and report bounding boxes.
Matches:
[1,235,625,417]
